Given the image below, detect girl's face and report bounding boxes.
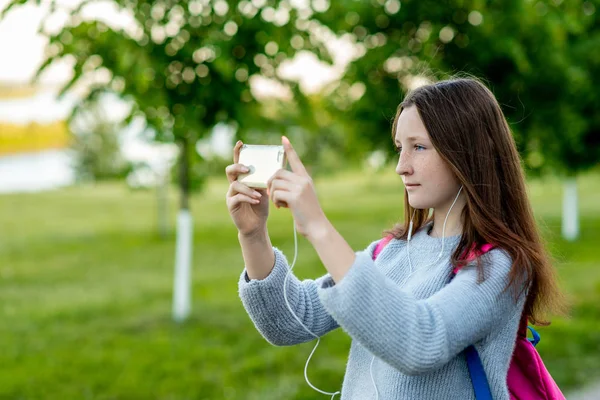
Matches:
[394,106,462,211]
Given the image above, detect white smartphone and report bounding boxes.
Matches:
[237,144,287,189]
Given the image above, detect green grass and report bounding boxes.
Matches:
[0,168,599,399]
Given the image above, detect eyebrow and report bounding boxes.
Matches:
[394,136,425,145]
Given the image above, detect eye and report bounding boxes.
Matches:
[415,145,426,151]
[394,145,402,154]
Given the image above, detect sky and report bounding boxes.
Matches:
[0,1,53,85]
[0,0,116,124]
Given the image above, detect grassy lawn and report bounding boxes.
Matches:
[0,167,599,399]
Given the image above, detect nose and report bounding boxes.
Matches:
[395,151,413,176]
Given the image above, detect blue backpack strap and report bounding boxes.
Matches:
[528,325,541,347]
[464,345,493,400]
[450,255,493,400]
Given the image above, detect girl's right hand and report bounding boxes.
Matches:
[226,140,270,236]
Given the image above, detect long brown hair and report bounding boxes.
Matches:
[386,77,566,325]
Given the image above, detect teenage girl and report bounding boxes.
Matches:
[225,78,565,399]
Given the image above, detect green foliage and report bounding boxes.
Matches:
[70,98,132,182]
[312,0,600,174]
[0,170,599,398]
[237,94,366,177]
[5,1,597,180]
[1,0,333,200]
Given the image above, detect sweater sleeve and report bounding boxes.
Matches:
[317,248,526,375]
[238,247,340,346]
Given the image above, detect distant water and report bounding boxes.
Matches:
[0,149,75,194]
[0,118,232,194]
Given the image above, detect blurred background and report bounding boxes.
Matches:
[0,0,599,399]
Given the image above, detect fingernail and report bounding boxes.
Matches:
[253,191,261,198]
[241,166,249,172]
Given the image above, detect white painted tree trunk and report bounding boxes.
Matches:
[562,177,579,241]
[173,209,193,322]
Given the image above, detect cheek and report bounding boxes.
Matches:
[417,158,440,181]
[423,158,457,189]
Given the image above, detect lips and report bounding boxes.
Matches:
[404,183,420,187]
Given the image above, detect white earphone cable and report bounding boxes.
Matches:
[283,218,341,400]
[370,186,464,400]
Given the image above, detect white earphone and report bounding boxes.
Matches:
[282,186,464,400]
[370,185,464,399]
[283,221,341,399]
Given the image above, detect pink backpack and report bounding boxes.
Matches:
[373,236,565,400]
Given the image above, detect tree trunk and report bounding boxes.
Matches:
[179,136,191,211]
[561,177,579,241]
[173,137,193,322]
[157,169,169,239]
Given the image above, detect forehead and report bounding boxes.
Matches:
[394,106,430,142]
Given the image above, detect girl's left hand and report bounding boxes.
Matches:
[267,136,329,239]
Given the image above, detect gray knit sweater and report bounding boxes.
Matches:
[238,224,526,399]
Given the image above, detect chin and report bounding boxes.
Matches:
[407,196,433,210]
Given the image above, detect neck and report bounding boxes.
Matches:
[430,196,466,238]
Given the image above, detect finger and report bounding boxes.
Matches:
[228,193,261,207]
[226,163,250,183]
[268,177,297,197]
[271,189,291,209]
[233,140,243,164]
[267,175,297,200]
[228,181,263,200]
[266,168,298,189]
[282,136,308,176]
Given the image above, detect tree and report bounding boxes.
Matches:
[1,0,330,321]
[423,0,600,241]
[69,95,131,182]
[311,0,600,240]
